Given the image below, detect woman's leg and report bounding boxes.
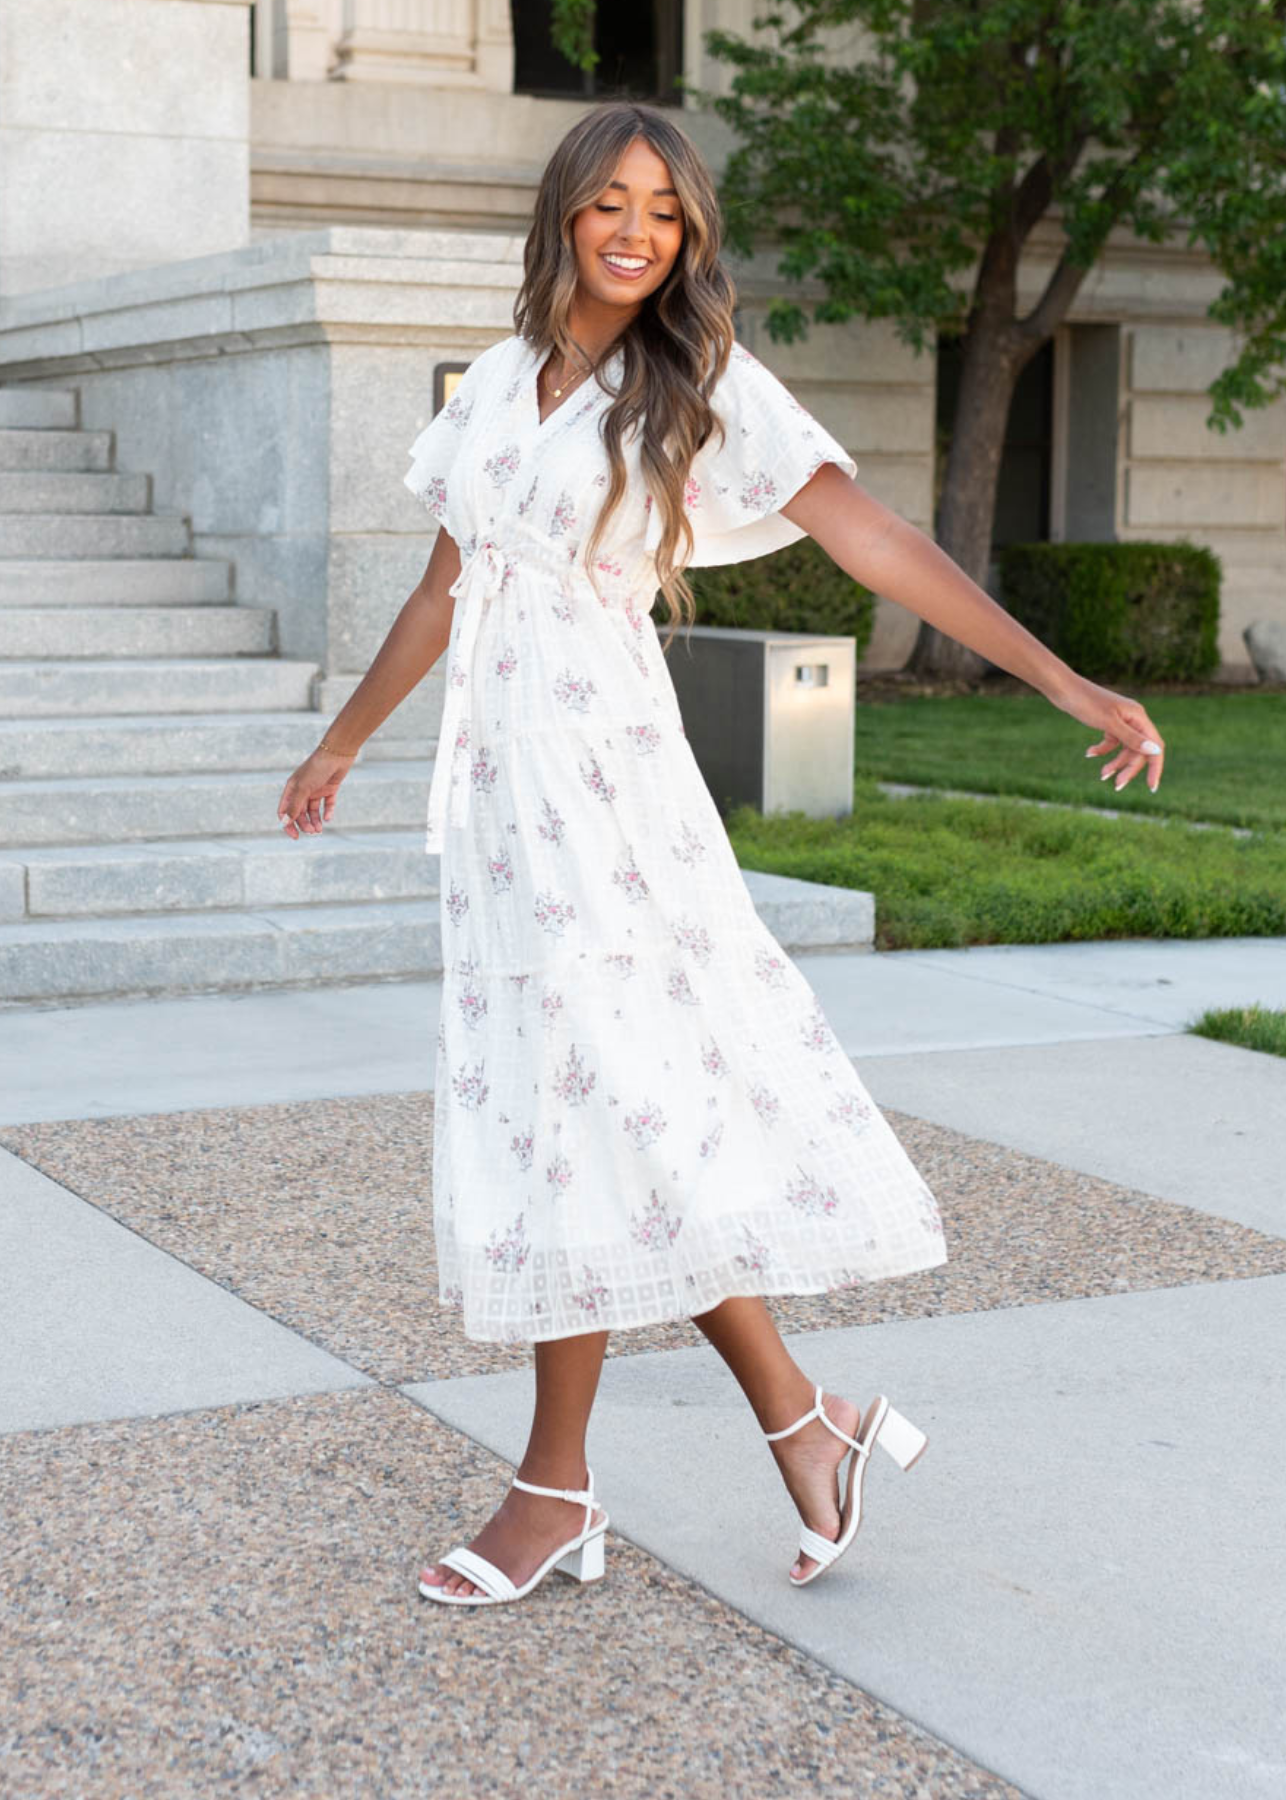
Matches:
[421,1329,609,1598]
[690,1296,864,1581]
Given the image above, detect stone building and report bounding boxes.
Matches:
[0,0,1281,1004]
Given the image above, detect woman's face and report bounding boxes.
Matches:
[570,135,685,319]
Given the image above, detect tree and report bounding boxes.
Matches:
[691,0,1286,680]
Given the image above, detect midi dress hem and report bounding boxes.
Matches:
[433,1257,949,1348]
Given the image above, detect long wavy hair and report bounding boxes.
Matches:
[513,102,737,648]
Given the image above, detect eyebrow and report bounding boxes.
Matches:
[606,179,679,198]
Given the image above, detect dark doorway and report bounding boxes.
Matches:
[512,1,684,103]
[935,334,1054,548]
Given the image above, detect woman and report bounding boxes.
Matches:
[276,102,1165,1606]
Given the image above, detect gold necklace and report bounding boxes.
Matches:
[546,354,591,400]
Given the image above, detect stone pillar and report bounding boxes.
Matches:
[331,0,512,89]
[0,0,252,300]
[0,227,525,740]
[278,0,343,79]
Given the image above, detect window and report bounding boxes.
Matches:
[512,0,684,104]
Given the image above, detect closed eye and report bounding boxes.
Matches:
[597,205,678,222]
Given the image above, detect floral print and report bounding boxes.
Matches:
[482,441,522,486]
[402,332,948,1343]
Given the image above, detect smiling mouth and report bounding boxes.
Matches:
[601,254,651,279]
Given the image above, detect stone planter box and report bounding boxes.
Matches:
[664,624,856,822]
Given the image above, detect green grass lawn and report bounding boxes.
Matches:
[1189,1004,1286,1058]
[849,688,1286,831]
[725,688,1286,951]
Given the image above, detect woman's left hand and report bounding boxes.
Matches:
[1045,672,1165,795]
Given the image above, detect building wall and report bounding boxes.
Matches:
[2,0,1281,675]
[0,0,251,298]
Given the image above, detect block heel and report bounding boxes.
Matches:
[556,1528,606,1583]
[875,1402,929,1470]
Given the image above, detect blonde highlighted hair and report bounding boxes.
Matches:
[513,101,737,648]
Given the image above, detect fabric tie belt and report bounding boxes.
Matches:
[424,537,514,854]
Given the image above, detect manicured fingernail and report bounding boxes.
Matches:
[1114,774,1127,790]
[1100,769,1112,781]
[1085,747,1096,757]
[1141,739,1161,754]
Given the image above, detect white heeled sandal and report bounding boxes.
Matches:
[764,1385,929,1587]
[418,1467,609,1607]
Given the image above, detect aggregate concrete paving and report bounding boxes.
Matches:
[3,933,1283,1797]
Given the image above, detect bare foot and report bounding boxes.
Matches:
[766,1391,864,1581]
[419,1480,607,1601]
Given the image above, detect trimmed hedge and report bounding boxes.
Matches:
[998,540,1220,682]
[684,535,876,657]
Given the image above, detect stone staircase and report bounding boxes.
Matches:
[0,386,442,1007]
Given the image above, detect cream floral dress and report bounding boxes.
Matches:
[404,332,948,1343]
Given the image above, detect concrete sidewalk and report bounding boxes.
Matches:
[2,935,1284,1798]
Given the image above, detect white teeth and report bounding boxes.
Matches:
[604,256,647,271]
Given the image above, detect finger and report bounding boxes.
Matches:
[306,800,324,832]
[1108,751,1146,792]
[1137,720,1165,791]
[1120,714,1164,760]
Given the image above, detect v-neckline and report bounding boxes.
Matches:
[528,339,618,434]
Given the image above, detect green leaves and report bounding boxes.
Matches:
[550,0,598,73]
[694,0,1286,417]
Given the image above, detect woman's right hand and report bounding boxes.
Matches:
[277,747,359,839]
[1044,671,1165,795]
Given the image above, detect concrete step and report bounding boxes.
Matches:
[0,429,113,472]
[0,659,318,720]
[0,707,382,778]
[0,471,151,514]
[0,898,443,1006]
[0,390,77,429]
[0,760,433,846]
[0,512,190,558]
[0,828,439,921]
[0,606,276,659]
[0,558,231,606]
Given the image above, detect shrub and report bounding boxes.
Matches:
[685,535,876,657]
[998,540,1220,682]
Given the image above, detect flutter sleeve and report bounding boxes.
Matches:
[645,340,859,569]
[403,335,510,532]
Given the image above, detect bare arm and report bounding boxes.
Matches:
[277,525,462,838]
[782,464,1166,793]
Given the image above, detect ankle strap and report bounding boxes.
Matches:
[511,1466,595,1507]
[764,1383,825,1442]
[763,1385,865,1455]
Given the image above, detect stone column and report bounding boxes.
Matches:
[277,0,344,79]
[331,0,512,89]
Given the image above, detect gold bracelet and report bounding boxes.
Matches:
[316,736,359,758]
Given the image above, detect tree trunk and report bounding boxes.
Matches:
[907,311,1038,680]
